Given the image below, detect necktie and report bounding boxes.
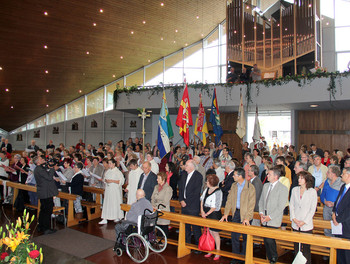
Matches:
[336,186,348,212]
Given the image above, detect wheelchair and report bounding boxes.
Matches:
[113,206,168,263]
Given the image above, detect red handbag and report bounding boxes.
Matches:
[198,227,215,251]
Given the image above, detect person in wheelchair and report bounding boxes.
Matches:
[115,189,153,243]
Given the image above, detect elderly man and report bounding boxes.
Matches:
[292,161,309,189]
[34,155,58,235]
[220,168,255,263]
[309,143,324,158]
[27,139,39,152]
[115,189,153,242]
[332,167,350,263]
[259,166,289,264]
[137,161,157,201]
[212,159,225,183]
[1,139,12,154]
[321,165,342,237]
[308,155,328,195]
[178,160,202,250]
[219,161,236,207]
[193,155,206,188]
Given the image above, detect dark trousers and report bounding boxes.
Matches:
[231,209,251,255]
[157,224,169,238]
[336,235,350,264]
[39,197,54,231]
[182,207,201,244]
[263,226,278,262]
[293,229,312,263]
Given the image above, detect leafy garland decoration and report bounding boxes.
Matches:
[113,70,350,109]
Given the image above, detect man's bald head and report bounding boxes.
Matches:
[136,189,146,200]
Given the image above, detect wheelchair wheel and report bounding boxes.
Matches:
[146,226,167,253]
[126,233,149,263]
[115,247,123,256]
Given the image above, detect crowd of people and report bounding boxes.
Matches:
[1,136,350,263]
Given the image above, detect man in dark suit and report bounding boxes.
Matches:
[219,161,235,207]
[309,143,324,158]
[178,159,203,248]
[248,165,263,226]
[1,139,12,154]
[33,155,58,235]
[332,167,350,264]
[28,139,39,152]
[258,166,288,264]
[137,161,157,201]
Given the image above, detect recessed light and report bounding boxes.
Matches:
[201,34,204,37]
[160,2,164,6]
[175,29,178,33]
[173,40,176,43]
[310,104,319,108]
[5,88,9,92]
[112,74,116,78]
[147,59,150,63]
[46,104,49,107]
[79,90,82,93]
[131,31,134,34]
[99,9,103,13]
[0,66,2,70]
[46,89,49,93]
[196,16,199,19]
[10,106,14,109]
[44,11,48,16]
[86,51,90,55]
[120,56,123,59]
[185,43,188,46]
[93,23,97,26]
[160,37,163,40]
[142,20,146,24]
[44,45,48,49]
[45,70,49,74]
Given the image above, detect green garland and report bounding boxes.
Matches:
[113,70,350,109]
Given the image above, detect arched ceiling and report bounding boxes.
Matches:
[0,0,226,131]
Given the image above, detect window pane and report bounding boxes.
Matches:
[164,67,183,84]
[184,68,202,83]
[337,52,350,72]
[204,46,219,67]
[220,45,226,65]
[165,51,183,69]
[126,69,143,87]
[203,67,219,83]
[28,116,46,129]
[67,97,85,121]
[47,107,65,125]
[335,0,350,27]
[204,28,219,48]
[106,79,124,111]
[220,65,227,83]
[321,0,334,19]
[145,60,164,86]
[335,27,350,52]
[221,22,227,45]
[184,43,202,68]
[86,89,104,116]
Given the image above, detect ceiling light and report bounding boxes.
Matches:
[99,9,104,13]
[246,6,249,9]
[45,70,49,74]
[44,11,48,16]
[46,89,49,93]
[185,43,188,46]
[93,23,97,26]
[112,74,116,77]
[10,106,14,109]
[310,104,319,108]
[173,40,176,43]
[5,88,9,92]
[160,2,164,6]
[234,30,237,34]
[175,29,178,33]
[46,104,49,107]
[131,31,134,34]
[309,4,312,7]
[196,16,199,19]
[0,66,2,70]
[120,56,123,59]
[142,20,146,24]
[201,34,204,37]
[160,37,163,40]
[147,59,150,63]
[79,90,82,93]
[44,45,48,49]
[86,51,90,54]
[285,28,288,31]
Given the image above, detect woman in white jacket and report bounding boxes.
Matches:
[289,171,317,263]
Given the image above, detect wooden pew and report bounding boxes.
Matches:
[81,186,104,220]
[120,203,350,264]
[0,180,80,227]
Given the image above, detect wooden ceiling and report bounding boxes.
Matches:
[0,0,226,132]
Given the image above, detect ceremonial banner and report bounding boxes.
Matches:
[209,88,223,145]
[176,83,193,146]
[194,94,209,146]
[236,93,246,139]
[253,105,262,142]
[157,91,173,158]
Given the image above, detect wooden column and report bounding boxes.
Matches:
[293,2,297,74]
[280,6,283,65]
[254,12,257,64]
[271,19,274,68]
[245,234,254,264]
[241,0,245,65]
[263,20,266,68]
[177,222,191,258]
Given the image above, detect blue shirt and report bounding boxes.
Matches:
[236,180,246,209]
[312,165,323,187]
[320,178,342,205]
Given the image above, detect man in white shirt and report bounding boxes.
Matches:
[126,159,143,204]
[146,152,159,175]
